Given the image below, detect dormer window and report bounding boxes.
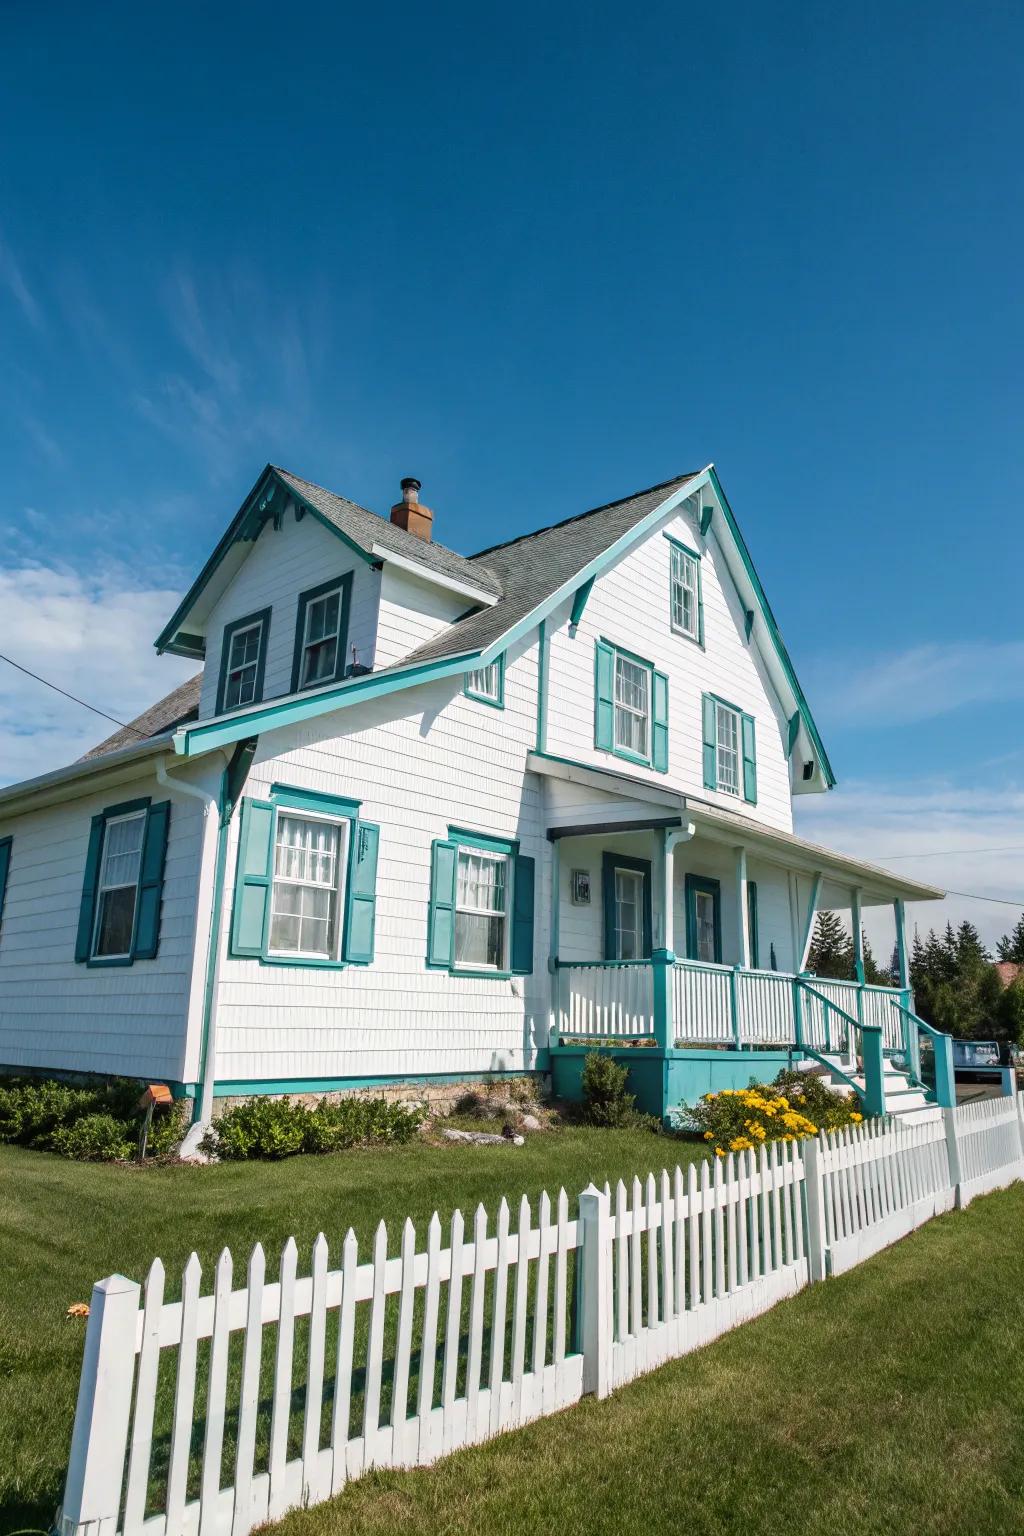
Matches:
[217,609,270,714]
[292,574,353,693]
[667,535,703,645]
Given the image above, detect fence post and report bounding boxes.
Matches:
[578,1183,612,1399]
[932,1032,956,1109]
[802,1136,828,1282]
[942,1105,963,1208]
[59,1273,140,1536]
[652,949,674,1053]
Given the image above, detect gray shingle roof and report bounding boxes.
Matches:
[78,672,203,762]
[400,473,697,665]
[273,467,504,598]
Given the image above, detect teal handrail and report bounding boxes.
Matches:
[893,1003,956,1108]
[796,978,886,1117]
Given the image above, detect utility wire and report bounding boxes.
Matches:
[935,888,1024,909]
[876,845,1024,861]
[0,650,145,737]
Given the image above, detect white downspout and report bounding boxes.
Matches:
[155,755,226,1151]
[661,820,696,953]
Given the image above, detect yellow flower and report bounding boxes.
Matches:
[704,1131,714,1140]
[715,1147,725,1157]
[851,1112,863,1123]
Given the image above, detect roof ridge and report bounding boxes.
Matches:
[469,471,697,562]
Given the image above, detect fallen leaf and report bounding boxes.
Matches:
[66,1303,90,1320]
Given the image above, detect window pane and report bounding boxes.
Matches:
[467,664,499,701]
[95,885,138,957]
[269,814,343,957]
[671,548,697,637]
[454,848,508,966]
[454,911,505,968]
[99,814,144,890]
[614,868,643,960]
[301,591,342,686]
[695,891,717,962]
[716,705,739,794]
[613,654,650,756]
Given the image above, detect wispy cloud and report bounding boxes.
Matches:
[0,560,197,786]
[0,231,43,331]
[808,640,1024,727]
[796,776,1024,952]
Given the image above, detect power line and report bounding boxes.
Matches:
[876,845,1024,861]
[935,888,1024,909]
[0,650,145,737]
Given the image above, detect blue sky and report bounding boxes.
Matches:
[2,1,1023,946]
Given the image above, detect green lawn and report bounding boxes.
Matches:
[0,1125,693,1534]
[3,1138,1023,1536]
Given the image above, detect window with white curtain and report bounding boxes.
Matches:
[614,652,650,758]
[92,811,146,958]
[269,813,349,959]
[454,847,510,969]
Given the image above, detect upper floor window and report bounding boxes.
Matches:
[669,543,701,641]
[270,812,349,960]
[702,693,757,804]
[217,608,270,714]
[594,639,669,773]
[293,574,353,693]
[465,655,505,708]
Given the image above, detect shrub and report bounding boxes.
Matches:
[580,1052,660,1131]
[50,1113,134,1162]
[0,1074,181,1160]
[675,1067,864,1156]
[207,1095,425,1161]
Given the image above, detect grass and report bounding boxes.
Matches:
[0,1123,693,1533]
[273,1183,1024,1536]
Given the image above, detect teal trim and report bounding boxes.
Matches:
[464,653,505,708]
[601,851,653,959]
[447,825,518,855]
[744,610,754,642]
[193,764,240,1122]
[270,783,361,817]
[174,632,206,659]
[685,874,722,963]
[701,694,717,789]
[747,880,759,969]
[707,467,836,788]
[741,713,757,804]
[568,576,595,635]
[427,838,458,968]
[215,607,271,715]
[156,465,375,657]
[343,822,380,964]
[0,835,11,937]
[663,531,700,561]
[210,1068,545,1097]
[535,619,548,752]
[652,670,669,774]
[699,502,713,536]
[787,712,801,756]
[701,693,756,804]
[510,852,535,974]
[290,572,354,693]
[894,897,910,989]
[175,649,483,757]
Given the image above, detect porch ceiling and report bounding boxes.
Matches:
[526,751,944,905]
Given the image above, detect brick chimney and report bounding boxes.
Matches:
[390,477,434,541]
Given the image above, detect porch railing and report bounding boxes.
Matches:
[555,957,911,1056]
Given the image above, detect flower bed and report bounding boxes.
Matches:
[675,1067,863,1155]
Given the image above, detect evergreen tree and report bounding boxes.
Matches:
[806,911,853,980]
[996,913,1024,963]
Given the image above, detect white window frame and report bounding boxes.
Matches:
[613,651,651,760]
[465,655,504,707]
[453,844,512,973]
[670,544,700,641]
[613,866,645,961]
[298,585,345,690]
[716,701,741,797]
[91,809,146,960]
[223,619,265,711]
[267,808,350,962]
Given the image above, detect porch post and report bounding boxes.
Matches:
[654,823,694,1053]
[894,898,910,992]
[851,887,865,984]
[548,838,561,1046]
[735,846,750,969]
[797,871,824,973]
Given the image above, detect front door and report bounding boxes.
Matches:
[686,874,722,963]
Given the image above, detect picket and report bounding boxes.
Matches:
[59,1096,1024,1536]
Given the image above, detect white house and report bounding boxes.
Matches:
[0,463,947,1125]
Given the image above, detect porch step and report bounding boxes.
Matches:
[800,1056,941,1125]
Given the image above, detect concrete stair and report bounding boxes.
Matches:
[800,1056,941,1126]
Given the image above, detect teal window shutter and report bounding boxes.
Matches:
[0,836,11,935]
[652,670,669,773]
[702,695,718,789]
[230,797,276,957]
[747,880,759,968]
[75,815,105,962]
[343,821,380,964]
[742,714,757,803]
[696,560,705,646]
[427,838,458,968]
[133,801,171,959]
[594,640,615,751]
[510,853,535,974]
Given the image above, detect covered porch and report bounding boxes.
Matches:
[531,753,944,1118]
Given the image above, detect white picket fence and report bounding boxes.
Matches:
[60,1094,1024,1536]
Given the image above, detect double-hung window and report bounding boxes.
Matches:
[465,655,505,708]
[595,640,669,772]
[669,543,701,641]
[218,609,270,713]
[292,574,352,692]
[269,813,349,960]
[454,847,509,969]
[601,852,651,960]
[93,810,146,958]
[614,653,649,759]
[702,693,757,804]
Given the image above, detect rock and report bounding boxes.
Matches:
[442,1128,523,1146]
[520,1114,542,1131]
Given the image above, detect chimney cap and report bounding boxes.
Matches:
[400,477,421,494]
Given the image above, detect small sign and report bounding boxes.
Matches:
[571,869,591,905]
